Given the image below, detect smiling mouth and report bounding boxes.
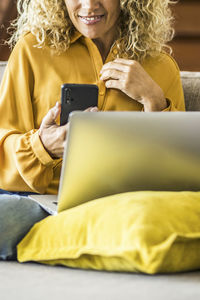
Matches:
[78,15,104,25]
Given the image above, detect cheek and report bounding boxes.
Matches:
[107,2,121,22]
[64,1,76,18]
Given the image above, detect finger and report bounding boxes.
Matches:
[61,121,70,140]
[90,107,98,112]
[63,122,70,142]
[101,61,130,74]
[114,58,137,66]
[84,107,94,112]
[63,140,67,150]
[100,69,123,81]
[42,103,60,127]
[84,106,99,112]
[105,79,123,90]
[55,101,61,117]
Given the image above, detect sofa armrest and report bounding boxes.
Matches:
[0,61,7,84]
[181,71,200,111]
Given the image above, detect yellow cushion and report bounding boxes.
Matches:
[17,191,200,274]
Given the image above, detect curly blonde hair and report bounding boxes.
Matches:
[9,0,176,61]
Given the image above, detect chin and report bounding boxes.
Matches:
[81,30,100,40]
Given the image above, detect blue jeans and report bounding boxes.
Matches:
[0,193,49,260]
[0,189,37,197]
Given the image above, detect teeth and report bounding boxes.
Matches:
[80,16,101,21]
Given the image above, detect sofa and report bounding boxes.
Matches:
[0,62,7,83]
[181,71,200,111]
[0,62,200,299]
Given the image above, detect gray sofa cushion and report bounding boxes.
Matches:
[0,61,7,84]
[181,72,200,111]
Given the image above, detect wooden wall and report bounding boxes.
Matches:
[0,0,17,61]
[0,0,200,70]
[169,0,200,71]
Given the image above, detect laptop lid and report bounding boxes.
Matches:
[58,111,200,212]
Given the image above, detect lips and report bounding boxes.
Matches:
[78,14,104,25]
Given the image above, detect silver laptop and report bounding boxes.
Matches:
[30,111,200,214]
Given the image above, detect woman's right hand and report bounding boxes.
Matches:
[38,102,98,158]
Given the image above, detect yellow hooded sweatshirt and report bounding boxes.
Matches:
[0,32,185,194]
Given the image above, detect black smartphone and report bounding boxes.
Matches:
[60,83,98,125]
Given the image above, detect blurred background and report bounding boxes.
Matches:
[169,0,200,71]
[0,0,200,71]
[0,0,17,61]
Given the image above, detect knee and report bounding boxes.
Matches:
[0,194,49,260]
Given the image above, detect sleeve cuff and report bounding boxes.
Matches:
[30,130,54,166]
[141,99,172,112]
[161,98,172,112]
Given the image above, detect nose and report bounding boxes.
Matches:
[81,0,100,10]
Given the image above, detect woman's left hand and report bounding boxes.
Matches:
[100,58,168,111]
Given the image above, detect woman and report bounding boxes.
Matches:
[0,0,185,261]
[0,0,185,195]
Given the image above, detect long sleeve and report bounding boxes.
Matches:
[0,33,186,194]
[0,37,60,193]
[163,69,185,111]
[142,53,185,112]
